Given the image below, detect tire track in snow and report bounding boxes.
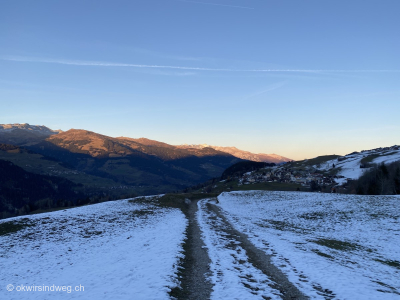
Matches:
[198,198,309,300]
[171,199,213,300]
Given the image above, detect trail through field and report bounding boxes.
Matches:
[193,198,309,300]
[2,192,398,300]
[172,199,213,300]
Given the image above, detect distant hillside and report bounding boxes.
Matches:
[185,145,400,196]
[117,137,176,149]
[0,127,241,198]
[0,123,290,163]
[179,144,291,164]
[221,161,276,179]
[285,145,400,185]
[0,124,297,205]
[0,159,84,219]
[0,123,61,145]
[43,128,237,162]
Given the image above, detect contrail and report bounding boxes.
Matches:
[2,56,400,73]
[174,0,254,10]
[244,82,286,100]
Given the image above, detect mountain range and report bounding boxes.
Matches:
[0,126,236,192]
[0,123,61,145]
[0,123,289,195]
[0,123,292,217]
[1,123,399,219]
[0,123,290,163]
[179,144,290,164]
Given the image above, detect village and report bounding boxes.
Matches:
[237,165,345,188]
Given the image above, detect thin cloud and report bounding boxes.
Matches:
[128,46,202,61]
[139,69,197,76]
[244,82,286,100]
[2,56,400,73]
[175,0,254,10]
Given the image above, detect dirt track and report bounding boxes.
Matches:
[174,198,310,300]
[172,199,212,300]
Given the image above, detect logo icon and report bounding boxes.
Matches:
[7,284,14,291]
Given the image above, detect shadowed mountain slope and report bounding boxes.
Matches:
[0,129,241,197]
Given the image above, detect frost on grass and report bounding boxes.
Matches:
[218,191,400,299]
[0,198,187,300]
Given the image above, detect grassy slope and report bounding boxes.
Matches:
[360,152,398,165]
[290,155,340,168]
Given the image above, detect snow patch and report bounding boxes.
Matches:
[217,191,400,299]
[0,198,187,300]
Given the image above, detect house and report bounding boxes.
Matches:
[295,178,307,184]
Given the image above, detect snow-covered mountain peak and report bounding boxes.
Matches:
[0,123,62,135]
[178,144,291,164]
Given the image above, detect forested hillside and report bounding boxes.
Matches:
[0,159,86,218]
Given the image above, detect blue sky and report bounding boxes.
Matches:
[1,0,399,160]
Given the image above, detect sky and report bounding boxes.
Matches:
[0,0,399,160]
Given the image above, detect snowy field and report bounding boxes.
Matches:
[217,191,400,299]
[0,198,187,300]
